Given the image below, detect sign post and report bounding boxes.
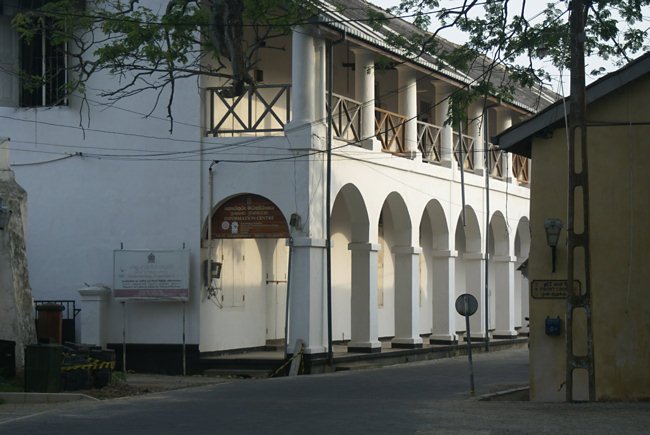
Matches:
[456,293,479,396]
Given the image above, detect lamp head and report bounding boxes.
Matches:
[544,218,563,248]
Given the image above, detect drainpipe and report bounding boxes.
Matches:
[484,110,490,351]
[327,31,346,367]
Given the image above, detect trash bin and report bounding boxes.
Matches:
[24,344,62,392]
[36,303,65,344]
[0,339,15,378]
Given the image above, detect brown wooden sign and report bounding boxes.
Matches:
[531,280,581,299]
[211,194,289,239]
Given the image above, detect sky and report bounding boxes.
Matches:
[368,0,650,95]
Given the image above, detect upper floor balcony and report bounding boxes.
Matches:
[203,30,531,185]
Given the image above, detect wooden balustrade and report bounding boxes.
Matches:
[417,121,442,163]
[206,84,291,136]
[375,108,406,154]
[512,155,530,183]
[488,143,505,178]
[453,131,475,170]
[327,93,362,143]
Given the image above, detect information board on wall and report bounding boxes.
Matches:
[114,250,190,301]
[530,279,581,299]
[211,194,289,239]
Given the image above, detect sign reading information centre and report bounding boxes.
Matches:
[114,250,190,301]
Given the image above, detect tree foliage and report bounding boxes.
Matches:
[11,0,318,130]
[381,0,649,121]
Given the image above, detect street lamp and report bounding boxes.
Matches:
[544,218,563,272]
[0,198,11,231]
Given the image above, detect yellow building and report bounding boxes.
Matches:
[495,53,650,401]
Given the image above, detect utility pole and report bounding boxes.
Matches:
[566,0,596,402]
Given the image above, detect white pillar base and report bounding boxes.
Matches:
[429,334,457,345]
[391,337,423,348]
[347,340,382,353]
[359,137,382,152]
[404,150,421,160]
[493,330,519,339]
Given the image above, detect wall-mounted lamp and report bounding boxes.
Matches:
[289,213,302,231]
[0,198,12,231]
[544,218,563,272]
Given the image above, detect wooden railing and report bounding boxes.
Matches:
[375,108,406,153]
[488,143,505,178]
[327,93,362,143]
[206,84,291,136]
[417,121,442,163]
[512,155,530,183]
[453,131,475,170]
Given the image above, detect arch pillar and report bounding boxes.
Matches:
[463,252,487,340]
[287,237,327,355]
[392,246,423,348]
[430,250,458,344]
[518,259,529,329]
[492,255,518,338]
[347,242,381,353]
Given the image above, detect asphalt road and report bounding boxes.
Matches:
[2,348,649,434]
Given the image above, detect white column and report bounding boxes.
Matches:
[314,37,327,126]
[463,252,486,340]
[469,102,485,173]
[392,246,423,348]
[397,65,419,159]
[287,237,327,355]
[347,242,381,353]
[78,285,111,347]
[287,28,315,129]
[352,48,380,151]
[0,138,9,171]
[492,256,518,338]
[514,258,523,329]
[430,250,458,344]
[496,108,513,180]
[433,81,454,165]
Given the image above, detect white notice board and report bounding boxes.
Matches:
[113,250,190,301]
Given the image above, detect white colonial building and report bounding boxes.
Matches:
[0,0,554,372]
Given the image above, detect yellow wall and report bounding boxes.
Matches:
[528,75,650,401]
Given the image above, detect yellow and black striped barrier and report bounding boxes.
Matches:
[60,356,116,372]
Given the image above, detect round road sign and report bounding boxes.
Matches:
[455,293,478,316]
